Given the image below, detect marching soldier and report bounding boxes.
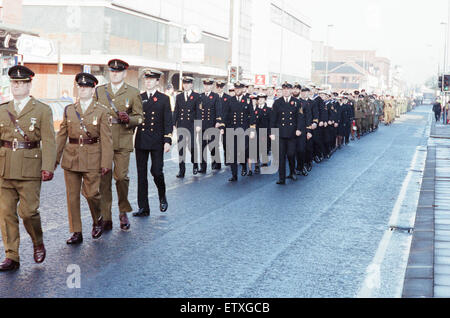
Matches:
[197,79,223,173]
[0,65,56,271]
[354,95,365,138]
[94,59,144,231]
[56,73,113,245]
[173,76,199,178]
[133,69,173,217]
[270,82,303,185]
[216,80,231,167]
[302,88,317,172]
[222,82,255,181]
[254,93,271,172]
[339,94,353,146]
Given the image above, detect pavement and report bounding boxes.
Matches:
[0,106,433,298]
[403,116,450,298]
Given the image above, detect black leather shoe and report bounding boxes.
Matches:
[287,174,297,181]
[229,176,238,182]
[33,244,46,264]
[119,214,131,231]
[302,167,309,176]
[247,170,253,177]
[92,223,103,240]
[276,180,286,185]
[198,169,207,174]
[176,171,185,179]
[314,156,321,164]
[241,167,247,177]
[133,209,150,217]
[295,169,302,176]
[306,163,312,172]
[0,259,20,271]
[255,166,261,175]
[193,165,199,175]
[67,233,83,245]
[160,196,168,213]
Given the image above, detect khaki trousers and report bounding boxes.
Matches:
[100,150,132,221]
[64,170,101,233]
[0,179,43,262]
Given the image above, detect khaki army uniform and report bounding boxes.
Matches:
[94,83,143,220]
[384,99,394,124]
[0,98,56,262]
[354,100,365,136]
[56,101,113,233]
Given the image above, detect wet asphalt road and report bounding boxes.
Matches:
[0,106,432,298]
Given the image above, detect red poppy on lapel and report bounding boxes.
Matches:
[224,98,227,102]
[153,97,158,102]
[255,111,258,115]
[190,96,194,100]
[210,96,213,100]
[291,101,295,105]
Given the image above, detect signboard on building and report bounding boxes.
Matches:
[255,74,266,85]
[271,75,279,86]
[17,34,55,57]
[182,43,205,63]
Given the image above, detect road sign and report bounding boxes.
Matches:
[182,43,205,63]
[17,34,55,57]
[255,75,266,85]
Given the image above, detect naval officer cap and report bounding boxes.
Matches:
[142,68,163,79]
[182,76,195,84]
[8,65,35,81]
[257,93,268,99]
[234,81,245,89]
[202,78,215,85]
[216,80,227,88]
[293,82,302,89]
[75,72,98,87]
[108,59,129,72]
[282,82,293,89]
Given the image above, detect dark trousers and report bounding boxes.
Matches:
[306,130,314,164]
[279,137,296,181]
[136,147,165,211]
[435,112,441,122]
[178,131,196,172]
[230,135,249,178]
[198,130,219,171]
[314,126,326,157]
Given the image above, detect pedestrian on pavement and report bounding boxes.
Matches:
[55,73,113,245]
[433,98,442,123]
[133,69,173,217]
[94,59,144,232]
[0,65,56,271]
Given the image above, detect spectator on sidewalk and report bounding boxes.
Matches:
[433,98,442,123]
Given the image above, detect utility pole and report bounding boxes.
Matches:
[324,24,334,88]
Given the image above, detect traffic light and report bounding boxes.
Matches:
[439,76,443,90]
[230,66,237,83]
[445,75,450,91]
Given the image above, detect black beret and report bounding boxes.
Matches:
[75,72,98,87]
[108,59,129,71]
[8,65,35,81]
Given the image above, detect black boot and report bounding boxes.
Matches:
[155,175,168,213]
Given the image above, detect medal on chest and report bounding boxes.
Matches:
[93,116,98,126]
[125,98,130,109]
[29,118,37,132]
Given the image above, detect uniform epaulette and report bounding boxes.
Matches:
[0,101,9,107]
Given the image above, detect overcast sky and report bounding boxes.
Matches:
[296,0,449,86]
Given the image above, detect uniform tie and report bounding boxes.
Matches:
[14,101,21,115]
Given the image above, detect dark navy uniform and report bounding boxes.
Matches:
[254,103,271,167]
[296,97,312,174]
[197,83,223,172]
[222,88,255,181]
[270,95,301,184]
[173,88,200,176]
[217,88,231,166]
[134,70,173,216]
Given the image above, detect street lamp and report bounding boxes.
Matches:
[324,24,334,88]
